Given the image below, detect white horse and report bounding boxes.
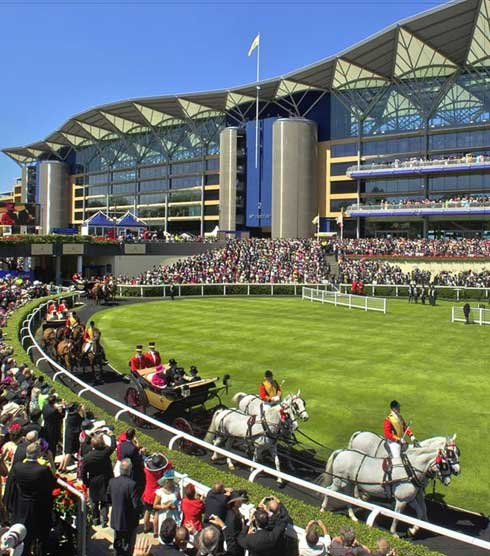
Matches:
[348,431,461,475]
[233,391,309,422]
[320,446,453,536]
[204,402,299,483]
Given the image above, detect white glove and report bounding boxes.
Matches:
[271,396,280,403]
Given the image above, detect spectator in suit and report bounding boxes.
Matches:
[10,442,57,555]
[149,517,181,556]
[224,491,246,556]
[42,394,65,456]
[107,458,141,556]
[204,481,231,522]
[81,431,116,527]
[118,428,146,496]
[237,508,287,556]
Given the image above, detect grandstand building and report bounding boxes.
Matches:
[3,0,490,239]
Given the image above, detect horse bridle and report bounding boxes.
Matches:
[285,396,308,420]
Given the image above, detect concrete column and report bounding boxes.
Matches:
[77,255,83,275]
[38,161,70,234]
[272,118,318,238]
[356,217,361,239]
[219,127,239,231]
[423,217,428,238]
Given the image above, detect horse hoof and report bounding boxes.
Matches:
[408,527,418,537]
[228,464,236,471]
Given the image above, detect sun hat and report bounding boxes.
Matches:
[155,364,164,373]
[157,469,175,485]
[144,453,168,472]
[226,491,247,505]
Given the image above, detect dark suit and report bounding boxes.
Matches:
[224,508,245,556]
[107,475,141,556]
[237,520,287,556]
[42,402,64,455]
[119,440,146,496]
[81,435,116,525]
[149,543,182,556]
[204,490,229,521]
[11,459,57,554]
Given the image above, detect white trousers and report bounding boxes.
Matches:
[387,440,401,458]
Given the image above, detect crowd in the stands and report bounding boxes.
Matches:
[360,195,490,210]
[121,239,331,285]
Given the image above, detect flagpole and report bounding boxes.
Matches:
[255,32,260,169]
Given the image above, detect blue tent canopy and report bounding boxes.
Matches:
[116,211,147,228]
[84,211,115,227]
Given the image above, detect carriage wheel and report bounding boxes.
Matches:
[172,418,194,454]
[124,387,147,427]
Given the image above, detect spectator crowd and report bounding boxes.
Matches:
[121,239,331,285]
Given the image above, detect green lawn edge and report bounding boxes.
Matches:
[7,297,443,556]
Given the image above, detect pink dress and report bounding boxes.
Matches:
[152,372,167,387]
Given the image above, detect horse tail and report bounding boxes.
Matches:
[204,410,221,444]
[232,392,246,407]
[322,449,343,488]
[348,431,362,450]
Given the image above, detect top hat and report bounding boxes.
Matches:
[136,345,143,351]
[149,342,156,348]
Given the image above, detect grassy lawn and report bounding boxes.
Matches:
[96,296,489,515]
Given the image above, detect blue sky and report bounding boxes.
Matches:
[0,0,442,187]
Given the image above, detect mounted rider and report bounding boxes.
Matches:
[82,320,97,353]
[65,311,80,337]
[259,370,282,405]
[47,300,57,320]
[384,400,417,459]
[130,345,148,372]
[57,298,68,318]
[143,342,161,367]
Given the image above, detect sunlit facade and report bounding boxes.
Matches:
[3,0,490,238]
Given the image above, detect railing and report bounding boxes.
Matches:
[336,283,490,301]
[451,305,490,325]
[348,200,490,212]
[18,294,490,551]
[302,287,387,314]
[56,477,87,556]
[116,283,325,298]
[347,155,490,176]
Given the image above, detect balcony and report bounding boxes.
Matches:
[347,154,490,178]
[348,197,490,218]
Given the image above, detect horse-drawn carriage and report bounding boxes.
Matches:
[42,318,67,331]
[124,367,230,451]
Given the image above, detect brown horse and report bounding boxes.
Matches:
[42,328,57,358]
[80,329,105,381]
[57,339,76,371]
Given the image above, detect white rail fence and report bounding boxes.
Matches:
[115,282,490,302]
[451,306,490,325]
[302,287,387,314]
[19,294,490,552]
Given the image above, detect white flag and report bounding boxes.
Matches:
[312,215,319,225]
[248,33,260,56]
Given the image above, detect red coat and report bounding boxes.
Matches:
[181,497,205,531]
[143,350,161,367]
[130,354,147,372]
[383,415,412,442]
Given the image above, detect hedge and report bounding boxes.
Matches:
[0,234,119,245]
[7,298,442,556]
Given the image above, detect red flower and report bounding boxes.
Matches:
[52,488,62,496]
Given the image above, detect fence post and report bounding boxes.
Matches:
[140,286,143,297]
[271,285,274,296]
[480,308,483,326]
[349,294,352,309]
[178,285,181,297]
[224,285,227,296]
[456,289,460,301]
[334,292,338,306]
[321,291,325,304]
[247,284,250,296]
[201,285,204,297]
[294,285,297,296]
[451,307,454,323]
[163,286,166,297]
[395,286,399,297]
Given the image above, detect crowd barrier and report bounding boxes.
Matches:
[18,294,490,552]
[451,306,490,326]
[116,282,490,302]
[302,287,387,314]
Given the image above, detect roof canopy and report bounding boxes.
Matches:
[83,211,116,227]
[117,211,147,227]
[3,0,486,163]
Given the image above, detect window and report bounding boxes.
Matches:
[86,197,106,208]
[171,176,202,189]
[330,199,354,212]
[330,162,352,176]
[86,185,108,196]
[169,205,201,217]
[74,200,83,209]
[204,189,219,201]
[113,169,136,182]
[331,143,357,157]
[74,188,84,198]
[429,173,490,192]
[112,183,134,195]
[74,211,83,220]
[140,165,168,179]
[205,174,219,185]
[364,177,424,194]
[206,158,219,170]
[169,189,202,202]
[362,136,424,156]
[138,206,166,218]
[204,205,219,216]
[171,161,203,175]
[87,173,108,186]
[138,193,167,205]
[331,182,357,194]
[139,179,168,192]
[429,129,490,152]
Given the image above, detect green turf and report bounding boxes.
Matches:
[96,296,489,515]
